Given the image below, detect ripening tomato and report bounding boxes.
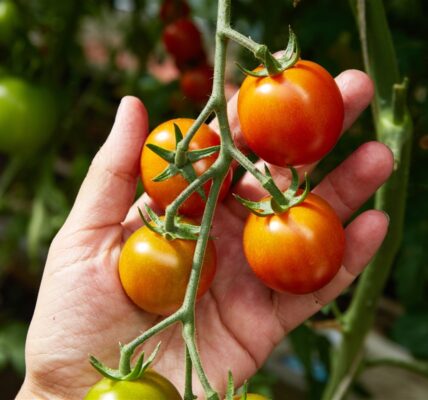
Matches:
[119,218,216,315]
[160,0,190,24]
[238,60,344,166]
[180,64,213,103]
[84,370,182,400]
[141,118,232,216]
[162,19,204,64]
[243,193,345,294]
[0,77,57,155]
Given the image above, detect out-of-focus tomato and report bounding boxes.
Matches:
[160,0,190,24]
[0,77,57,155]
[119,218,217,315]
[141,118,232,216]
[243,192,345,294]
[180,64,213,103]
[162,19,205,65]
[84,370,182,399]
[0,0,20,44]
[238,60,344,166]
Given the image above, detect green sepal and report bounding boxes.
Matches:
[225,371,235,400]
[237,26,300,78]
[181,164,206,201]
[174,123,184,144]
[235,166,310,216]
[146,143,175,163]
[152,164,180,182]
[139,204,201,241]
[89,343,161,382]
[187,146,220,162]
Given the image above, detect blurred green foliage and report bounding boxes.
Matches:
[0,0,427,398]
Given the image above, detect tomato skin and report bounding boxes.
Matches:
[160,0,190,24]
[84,370,182,399]
[0,0,20,43]
[238,60,344,166]
[162,19,204,64]
[0,77,57,155]
[119,219,216,315]
[243,193,345,294]
[141,118,232,216]
[180,64,213,103]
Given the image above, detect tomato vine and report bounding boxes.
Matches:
[88,0,337,398]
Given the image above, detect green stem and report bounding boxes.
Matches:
[221,27,265,58]
[175,98,216,165]
[184,346,195,400]
[119,311,183,375]
[322,1,413,398]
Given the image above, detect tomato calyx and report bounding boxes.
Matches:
[139,204,201,241]
[234,166,310,216]
[89,342,161,381]
[146,123,220,202]
[237,27,300,77]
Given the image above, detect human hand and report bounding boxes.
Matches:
[18,70,393,399]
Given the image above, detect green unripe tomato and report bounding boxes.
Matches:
[0,77,58,155]
[84,370,182,400]
[0,0,20,43]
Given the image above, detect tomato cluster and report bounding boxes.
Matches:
[160,0,213,104]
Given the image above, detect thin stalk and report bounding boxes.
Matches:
[184,346,195,400]
[221,27,264,56]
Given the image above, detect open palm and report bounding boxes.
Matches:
[19,70,393,400]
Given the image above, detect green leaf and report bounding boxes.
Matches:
[174,123,184,145]
[152,164,180,182]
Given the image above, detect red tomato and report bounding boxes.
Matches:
[141,118,232,216]
[238,60,344,166]
[119,218,216,315]
[160,0,190,23]
[162,19,205,65]
[84,370,182,399]
[180,64,213,103]
[243,193,345,294]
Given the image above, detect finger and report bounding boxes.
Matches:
[64,97,149,230]
[313,141,393,222]
[226,70,375,215]
[275,210,389,333]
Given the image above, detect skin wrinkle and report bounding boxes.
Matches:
[208,289,259,370]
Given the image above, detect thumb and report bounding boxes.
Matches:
[64,96,148,230]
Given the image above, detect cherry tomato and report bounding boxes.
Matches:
[233,395,270,400]
[162,19,204,65]
[238,60,344,166]
[160,0,190,24]
[119,218,216,315]
[180,64,213,103]
[141,118,232,216]
[84,370,182,399]
[0,0,20,44]
[243,193,345,294]
[0,77,57,155]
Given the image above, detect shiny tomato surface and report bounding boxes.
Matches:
[84,370,182,400]
[238,60,344,166]
[243,193,345,294]
[141,118,232,216]
[119,219,216,315]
